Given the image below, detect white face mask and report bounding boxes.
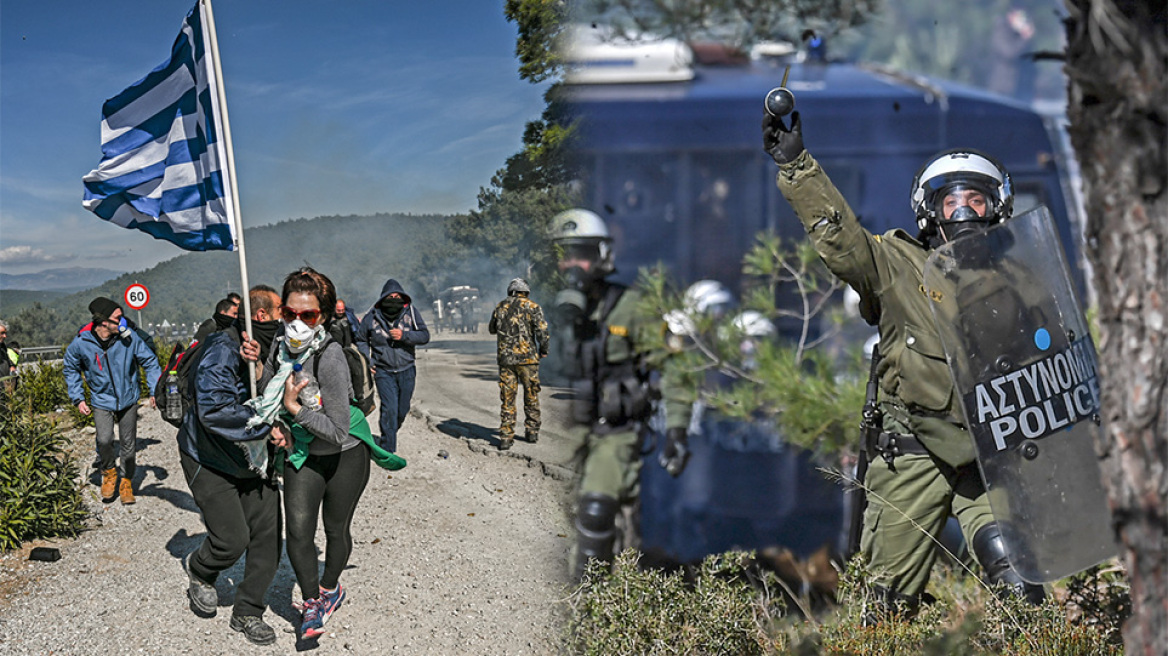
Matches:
[284,319,319,354]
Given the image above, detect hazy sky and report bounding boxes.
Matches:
[0,0,548,275]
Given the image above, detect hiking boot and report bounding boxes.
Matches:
[100,469,118,502]
[317,584,346,627]
[524,432,539,444]
[300,598,325,639]
[230,614,277,646]
[497,438,513,451]
[184,554,218,617]
[119,478,135,505]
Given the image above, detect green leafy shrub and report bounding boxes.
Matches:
[9,360,71,415]
[566,550,785,655]
[0,404,88,551]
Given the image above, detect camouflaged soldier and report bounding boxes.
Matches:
[488,278,549,450]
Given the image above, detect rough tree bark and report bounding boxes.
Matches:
[1063,1,1167,653]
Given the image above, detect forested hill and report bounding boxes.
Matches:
[11,212,461,347]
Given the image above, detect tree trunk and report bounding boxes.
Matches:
[1064,1,1167,653]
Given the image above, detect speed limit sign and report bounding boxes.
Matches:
[124,284,150,310]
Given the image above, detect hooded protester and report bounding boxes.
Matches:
[64,296,162,505]
[355,279,430,452]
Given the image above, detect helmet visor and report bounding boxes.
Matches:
[932,182,997,223]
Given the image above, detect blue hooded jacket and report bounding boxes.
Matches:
[64,323,162,412]
[356,279,430,373]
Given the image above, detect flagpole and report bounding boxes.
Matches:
[201,0,257,393]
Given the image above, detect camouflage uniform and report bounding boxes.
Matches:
[488,294,549,440]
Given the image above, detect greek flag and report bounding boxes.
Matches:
[82,1,236,251]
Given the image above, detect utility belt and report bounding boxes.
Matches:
[866,430,929,467]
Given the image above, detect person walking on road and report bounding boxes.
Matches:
[488,278,549,450]
[255,267,405,640]
[356,278,430,453]
[177,286,289,645]
[63,297,162,505]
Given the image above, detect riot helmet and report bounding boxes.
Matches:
[666,280,735,338]
[507,278,530,296]
[684,280,734,318]
[911,150,1013,243]
[552,208,615,290]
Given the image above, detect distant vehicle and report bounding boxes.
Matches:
[560,28,1085,566]
[435,286,480,334]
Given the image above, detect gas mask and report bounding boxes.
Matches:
[116,317,133,340]
[284,319,321,354]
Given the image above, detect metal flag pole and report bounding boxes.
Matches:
[201,0,257,394]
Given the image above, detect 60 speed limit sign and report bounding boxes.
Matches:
[124,284,150,310]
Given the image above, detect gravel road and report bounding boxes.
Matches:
[0,386,577,654]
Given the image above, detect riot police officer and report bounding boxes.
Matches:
[762,111,1044,614]
[551,209,691,581]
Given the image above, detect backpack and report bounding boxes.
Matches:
[154,337,211,427]
[313,338,376,416]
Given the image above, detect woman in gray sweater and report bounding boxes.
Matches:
[259,267,367,640]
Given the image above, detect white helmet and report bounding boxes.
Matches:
[911,150,1013,236]
[552,208,615,277]
[683,280,734,317]
[731,310,776,338]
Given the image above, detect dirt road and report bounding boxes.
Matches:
[0,329,579,655]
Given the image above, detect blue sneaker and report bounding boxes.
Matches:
[317,584,346,626]
[300,598,324,639]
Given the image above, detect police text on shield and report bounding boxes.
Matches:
[971,338,1100,451]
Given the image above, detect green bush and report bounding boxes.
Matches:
[0,404,88,552]
[9,360,72,415]
[567,550,785,655]
[566,552,1125,655]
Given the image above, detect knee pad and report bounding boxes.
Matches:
[574,493,619,580]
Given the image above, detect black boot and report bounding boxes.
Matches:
[972,523,1046,605]
[573,493,619,582]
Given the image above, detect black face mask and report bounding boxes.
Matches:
[213,312,236,330]
[379,297,406,316]
[249,319,280,362]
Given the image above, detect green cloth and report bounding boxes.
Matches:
[284,405,407,472]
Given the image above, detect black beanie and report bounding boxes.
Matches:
[88,297,121,322]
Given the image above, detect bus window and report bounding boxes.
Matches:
[688,150,764,288]
[592,152,681,283]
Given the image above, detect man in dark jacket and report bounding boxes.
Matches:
[356,279,430,453]
[176,286,286,645]
[64,297,162,505]
[193,298,239,345]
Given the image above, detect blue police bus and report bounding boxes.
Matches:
[560,31,1084,566]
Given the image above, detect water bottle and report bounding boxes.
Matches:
[292,363,322,411]
[163,370,183,423]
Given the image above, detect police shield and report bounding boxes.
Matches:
[923,206,1115,583]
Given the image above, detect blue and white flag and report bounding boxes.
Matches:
[82,1,237,252]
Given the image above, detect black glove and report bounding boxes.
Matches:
[658,427,690,477]
[762,111,804,165]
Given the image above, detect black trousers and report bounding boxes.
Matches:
[283,443,371,599]
[180,450,282,617]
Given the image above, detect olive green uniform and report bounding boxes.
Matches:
[776,151,995,597]
[489,294,549,439]
[575,284,690,501]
